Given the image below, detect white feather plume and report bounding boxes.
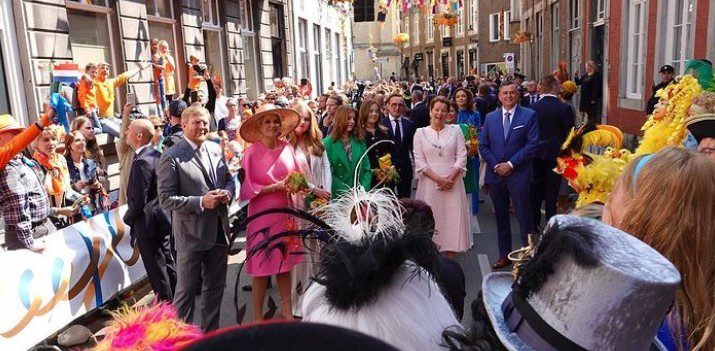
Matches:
[319,186,405,243]
[319,139,404,243]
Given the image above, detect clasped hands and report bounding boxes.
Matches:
[201,189,232,209]
[436,169,461,191]
[494,162,513,177]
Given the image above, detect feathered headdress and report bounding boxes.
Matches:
[93,302,203,351]
[555,125,631,207]
[236,141,439,313]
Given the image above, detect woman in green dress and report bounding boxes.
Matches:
[446,100,478,207]
[323,106,372,198]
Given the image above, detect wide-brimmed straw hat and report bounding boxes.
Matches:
[238,104,299,143]
[482,215,679,351]
[0,114,25,134]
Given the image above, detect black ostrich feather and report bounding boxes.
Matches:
[237,204,440,315]
[441,293,507,351]
[515,220,601,299]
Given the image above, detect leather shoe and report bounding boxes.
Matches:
[492,257,511,270]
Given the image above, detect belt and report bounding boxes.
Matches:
[31,218,50,230]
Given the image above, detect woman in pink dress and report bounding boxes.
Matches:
[239,104,301,321]
[413,96,472,259]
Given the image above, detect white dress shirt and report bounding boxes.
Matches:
[389,114,404,142]
[501,106,517,169]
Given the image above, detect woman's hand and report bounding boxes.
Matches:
[55,206,77,217]
[90,180,103,191]
[74,180,87,190]
[447,169,461,182]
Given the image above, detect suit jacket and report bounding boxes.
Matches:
[124,146,170,236]
[520,93,540,107]
[158,138,235,252]
[322,136,372,198]
[529,96,576,160]
[408,101,430,129]
[478,106,539,186]
[380,115,415,175]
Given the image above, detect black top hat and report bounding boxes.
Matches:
[180,321,399,351]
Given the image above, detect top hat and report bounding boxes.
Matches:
[181,321,399,351]
[238,104,299,143]
[482,215,680,351]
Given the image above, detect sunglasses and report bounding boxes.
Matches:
[154,125,163,130]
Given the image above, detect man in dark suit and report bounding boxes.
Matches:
[158,105,235,331]
[529,76,575,229]
[478,82,539,269]
[474,83,498,126]
[520,80,540,107]
[124,119,176,301]
[408,90,430,129]
[381,93,416,198]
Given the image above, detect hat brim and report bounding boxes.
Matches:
[239,108,300,143]
[685,114,715,143]
[481,272,534,351]
[481,272,667,351]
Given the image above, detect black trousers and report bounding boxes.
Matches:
[136,229,177,302]
[530,158,561,229]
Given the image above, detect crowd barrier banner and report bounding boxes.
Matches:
[0,206,145,351]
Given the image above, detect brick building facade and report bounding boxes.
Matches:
[520,0,715,135]
[396,0,520,81]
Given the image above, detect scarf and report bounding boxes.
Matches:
[33,151,69,196]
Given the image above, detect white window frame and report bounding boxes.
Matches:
[468,0,477,33]
[201,0,221,27]
[626,0,646,99]
[297,18,309,79]
[664,0,694,74]
[510,0,521,21]
[489,13,500,42]
[413,12,419,44]
[535,11,543,77]
[596,0,607,22]
[503,11,511,41]
[427,11,434,42]
[569,0,581,30]
[456,7,464,36]
[551,3,560,69]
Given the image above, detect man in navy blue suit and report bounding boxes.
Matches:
[381,93,415,198]
[124,119,176,301]
[479,82,539,269]
[529,76,576,229]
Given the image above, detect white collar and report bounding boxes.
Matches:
[541,93,558,99]
[184,136,201,151]
[390,114,401,121]
[134,143,151,156]
[502,106,517,117]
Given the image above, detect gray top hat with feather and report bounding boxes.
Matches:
[482,215,681,351]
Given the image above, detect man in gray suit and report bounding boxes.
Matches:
[158,105,235,331]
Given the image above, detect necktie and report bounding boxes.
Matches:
[503,112,511,139]
[393,118,402,145]
[198,145,216,185]
[532,95,537,104]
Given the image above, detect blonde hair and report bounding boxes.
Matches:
[609,148,715,350]
[288,101,325,156]
[181,105,210,124]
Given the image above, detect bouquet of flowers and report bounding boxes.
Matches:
[434,12,458,27]
[373,154,399,184]
[304,192,329,211]
[285,172,310,194]
[465,125,479,157]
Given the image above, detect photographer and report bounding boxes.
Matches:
[65,130,108,219]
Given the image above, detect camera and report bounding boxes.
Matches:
[193,64,206,75]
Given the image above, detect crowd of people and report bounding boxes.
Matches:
[1,47,714,350]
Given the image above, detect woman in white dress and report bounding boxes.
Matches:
[413,96,472,259]
[287,101,331,316]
